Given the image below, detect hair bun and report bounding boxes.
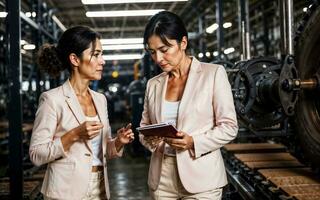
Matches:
[37,43,64,77]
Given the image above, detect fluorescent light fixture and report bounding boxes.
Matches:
[223,22,232,28]
[103,54,143,60]
[20,40,27,45]
[86,9,164,17]
[206,23,218,34]
[23,44,36,50]
[25,12,36,18]
[206,22,232,33]
[100,38,143,45]
[52,15,67,31]
[0,12,7,18]
[224,47,235,54]
[25,12,32,17]
[22,81,29,91]
[82,0,187,4]
[103,44,144,50]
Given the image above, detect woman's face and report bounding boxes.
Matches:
[77,39,105,80]
[147,35,187,72]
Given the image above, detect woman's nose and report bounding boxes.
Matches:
[100,57,106,65]
[155,52,163,63]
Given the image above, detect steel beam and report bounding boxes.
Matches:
[215,0,224,59]
[6,0,24,199]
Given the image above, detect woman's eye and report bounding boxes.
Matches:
[161,49,168,53]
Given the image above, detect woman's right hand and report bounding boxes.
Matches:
[75,121,104,140]
[61,121,103,151]
[144,136,163,149]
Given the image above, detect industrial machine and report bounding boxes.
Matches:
[223,1,320,199]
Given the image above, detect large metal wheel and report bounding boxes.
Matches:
[294,2,320,167]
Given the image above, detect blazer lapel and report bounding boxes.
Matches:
[89,89,107,127]
[89,89,107,154]
[62,80,92,153]
[154,73,168,123]
[62,80,86,124]
[177,57,202,130]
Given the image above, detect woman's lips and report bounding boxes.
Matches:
[159,63,168,67]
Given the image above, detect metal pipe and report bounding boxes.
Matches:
[287,0,294,55]
[279,0,294,55]
[295,78,318,90]
[238,0,251,60]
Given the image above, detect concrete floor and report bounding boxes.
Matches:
[108,153,151,200]
[107,118,152,200]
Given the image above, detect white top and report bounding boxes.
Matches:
[86,115,103,166]
[163,100,180,156]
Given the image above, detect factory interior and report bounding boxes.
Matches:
[1,0,320,199]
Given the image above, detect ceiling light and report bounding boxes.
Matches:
[223,22,232,28]
[100,38,143,45]
[86,9,164,17]
[206,22,232,34]
[82,0,187,4]
[20,40,27,45]
[0,12,7,18]
[224,47,235,54]
[103,54,143,60]
[103,44,144,50]
[23,44,36,50]
[206,23,218,34]
[25,12,32,17]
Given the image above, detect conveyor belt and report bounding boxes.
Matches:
[0,180,41,199]
[223,143,320,200]
[224,143,286,153]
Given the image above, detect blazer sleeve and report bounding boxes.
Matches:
[29,92,67,166]
[105,102,124,160]
[192,66,238,158]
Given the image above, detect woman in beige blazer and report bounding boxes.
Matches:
[139,11,238,199]
[29,26,134,200]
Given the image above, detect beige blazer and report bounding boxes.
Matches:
[29,80,122,200]
[140,57,238,193]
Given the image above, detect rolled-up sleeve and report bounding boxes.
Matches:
[29,93,67,166]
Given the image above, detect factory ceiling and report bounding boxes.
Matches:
[44,0,193,39]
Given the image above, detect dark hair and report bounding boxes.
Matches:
[143,11,188,49]
[37,26,101,77]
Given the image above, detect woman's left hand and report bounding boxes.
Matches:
[116,123,135,144]
[164,131,194,151]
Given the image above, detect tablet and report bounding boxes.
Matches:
[136,123,181,138]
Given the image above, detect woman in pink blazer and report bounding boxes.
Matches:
[139,11,238,199]
[29,26,134,200]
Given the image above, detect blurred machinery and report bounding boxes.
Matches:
[222,1,320,199]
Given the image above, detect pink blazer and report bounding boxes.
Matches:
[29,80,122,200]
[139,57,238,193]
